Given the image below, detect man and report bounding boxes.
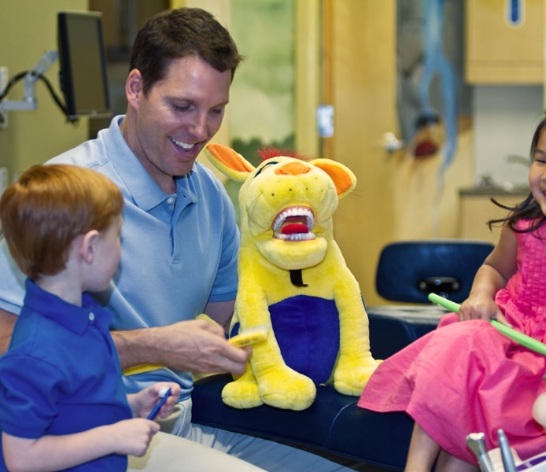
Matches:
[0,7,351,471]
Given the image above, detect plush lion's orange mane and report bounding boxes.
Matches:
[258,147,310,162]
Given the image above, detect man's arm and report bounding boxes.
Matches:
[1,299,244,375]
[204,299,235,332]
[111,302,248,376]
[0,308,16,355]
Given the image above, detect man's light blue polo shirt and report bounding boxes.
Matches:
[0,279,132,471]
[0,116,239,398]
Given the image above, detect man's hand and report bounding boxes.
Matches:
[113,319,250,375]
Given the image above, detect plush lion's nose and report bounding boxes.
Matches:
[275,161,311,176]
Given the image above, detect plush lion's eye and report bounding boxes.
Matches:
[254,161,279,177]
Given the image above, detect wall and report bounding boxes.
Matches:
[0,0,89,186]
[473,85,543,187]
[325,0,475,306]
[0,1,492,307]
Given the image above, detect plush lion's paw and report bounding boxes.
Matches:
[258,367,316,411]
[333,357,381,396]
[222,378,264,409]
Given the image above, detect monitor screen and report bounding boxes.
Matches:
[57,11,111,120]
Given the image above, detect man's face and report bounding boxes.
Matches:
[124,55,231,192]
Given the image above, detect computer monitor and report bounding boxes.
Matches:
[57,11,111,120]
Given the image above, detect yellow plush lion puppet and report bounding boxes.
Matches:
[205,143,380,411]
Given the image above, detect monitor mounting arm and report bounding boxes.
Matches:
[0,50,58,115]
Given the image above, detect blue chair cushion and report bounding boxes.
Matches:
[192,373,414,470]
[375,240,494,303]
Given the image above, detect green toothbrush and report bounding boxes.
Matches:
[428,293,546,356]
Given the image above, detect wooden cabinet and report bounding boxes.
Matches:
[465,0,544,84]
[459,192,527,244]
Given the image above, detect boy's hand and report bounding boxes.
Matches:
[130,382,180,420]
[111,418,159,456]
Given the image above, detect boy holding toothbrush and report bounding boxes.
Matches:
[0,165,179,471]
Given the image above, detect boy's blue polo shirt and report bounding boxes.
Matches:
[0,115,240,399]
[0,279,132,471]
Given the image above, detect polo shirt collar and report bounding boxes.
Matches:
[23,279,112,335]
[105,116,197,212]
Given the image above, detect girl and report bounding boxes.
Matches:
[359,117,546,471]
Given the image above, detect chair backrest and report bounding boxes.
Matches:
[375,240,495,304]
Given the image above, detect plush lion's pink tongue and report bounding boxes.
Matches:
[281,216,309,235]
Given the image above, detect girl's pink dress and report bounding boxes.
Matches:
[359,220,546,463]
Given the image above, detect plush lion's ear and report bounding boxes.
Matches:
[310,159,357,199]
[205,143,255,183]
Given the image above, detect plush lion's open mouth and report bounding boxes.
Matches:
[272,207,316,241]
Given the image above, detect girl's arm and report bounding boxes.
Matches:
[2,419,159,472]
[458,224,518,323]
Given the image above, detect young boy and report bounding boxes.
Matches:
[0,164,180,471]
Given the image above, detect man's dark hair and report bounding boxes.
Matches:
[129,8,243,95]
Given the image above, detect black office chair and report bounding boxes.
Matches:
[366,239,495,359]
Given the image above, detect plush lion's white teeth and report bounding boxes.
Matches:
[272,207,314,232]
[272,206,316,241]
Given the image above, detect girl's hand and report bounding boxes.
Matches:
[458,295,500,322]
[129,382,180,419]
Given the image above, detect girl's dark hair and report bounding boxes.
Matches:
[488,116,546,234]
[129,8,243,96]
